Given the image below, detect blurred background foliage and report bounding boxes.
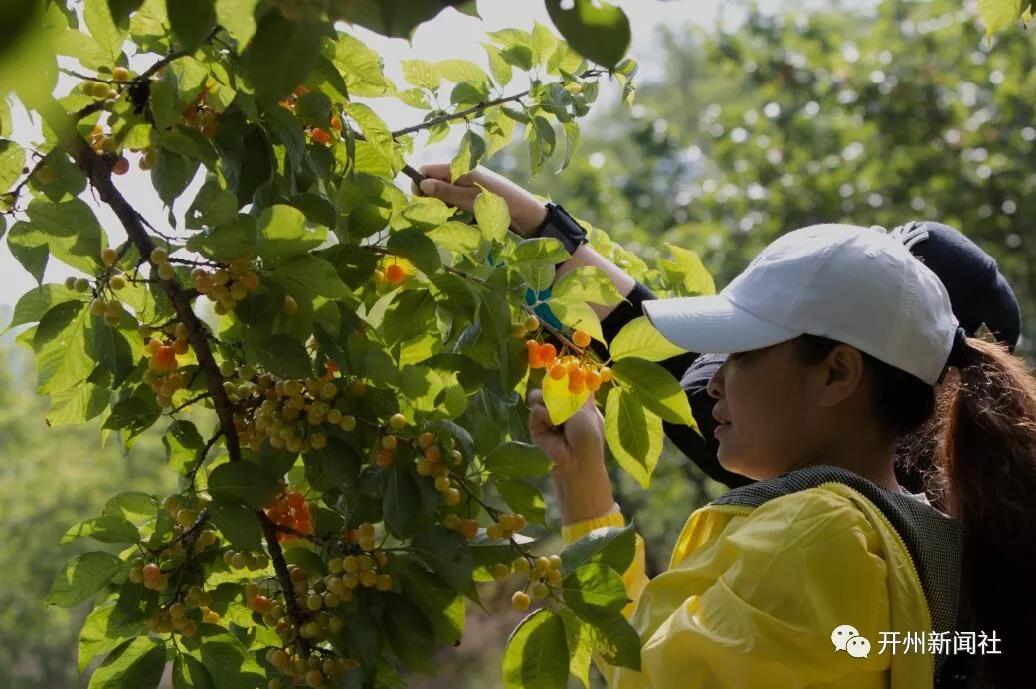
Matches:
[1,0,1032,687]
[0,347,176,689]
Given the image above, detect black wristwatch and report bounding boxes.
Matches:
[531,202,589,260]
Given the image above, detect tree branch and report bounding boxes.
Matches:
[260,511,310,656]
[73,142,242,463]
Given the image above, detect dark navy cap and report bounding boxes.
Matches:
[890,221,1021,353]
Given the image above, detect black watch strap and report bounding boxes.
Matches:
[533,202,589,260]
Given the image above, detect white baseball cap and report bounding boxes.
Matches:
[642,223,960,385]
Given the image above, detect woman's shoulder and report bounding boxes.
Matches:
[728,483,884,554]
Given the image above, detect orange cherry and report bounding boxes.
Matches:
[385,264,406,284]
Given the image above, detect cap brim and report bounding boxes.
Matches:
[642,294,800,354]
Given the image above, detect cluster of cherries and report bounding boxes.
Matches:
[187,252,262,315]
[264,490,314,543]
[521,318,613,393]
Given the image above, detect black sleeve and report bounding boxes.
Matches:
[588,281,752,490]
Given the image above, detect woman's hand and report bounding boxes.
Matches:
[528,388,615,525]
[411,163,548,238]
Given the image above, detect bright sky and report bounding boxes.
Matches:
[0,0,790,311]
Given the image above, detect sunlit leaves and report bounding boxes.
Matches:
[47,551,124,607]
[473,184,511,243]
[611,357,696,428]
[256,204,326,261]
[449,129,485,183]
[978,0,1026,34]
[660,243,716,296]
[88,637,165,689]
[609,316,688,362]
[502,609,569,689]
[604,386,662,488]
[542,365,591,425]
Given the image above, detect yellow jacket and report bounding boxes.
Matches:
[562,480,939,689]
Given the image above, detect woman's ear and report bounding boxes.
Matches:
[817,344,866,407]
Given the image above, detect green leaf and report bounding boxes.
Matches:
[561,523,636,574]
[104,492,158,523]
[587,612,642,670]
[337,0,460,39]
[91,317,134,387]
[383,461,424,539]
[173,654,216,689]
[85,0,125,65]
[163,420,206,475]
[483,43,512,87]
[387,228,441,274]
[979,0,1025,34]
[449,130,485,185]
[270,254,350,301]
[610,357,696,427]
[47,551,124,607]
[473,184,511,244]
[33,301,93,395]
[401,59,440,90]
[181,629,265,689]
[215,0,258,48]
[245,13,323,104]
[527,115,556,175]
[509,237,570,267]
[410,526,476,596]
[186,179,238,230]
[7,222,49,283]
[485,441,554,479]
[609,316,688,362]
[560,120,580,173]
[604,386,662,488]
[0,139,24,192]
[62,516,139,545]
[208,503,262,551]
[26,197,106,273]
[254,334,313,379]
[167,0,216,51]
[550,299,603,344]
[6,283,82,331]
[207,460,282,509]
[256,204,326,262]
[502,608,569,689]
[103,396,161,436]
[394,555,465,645]
[562,563,628,620]
[345,102,395,159]
[434,58,490,86]
[553,266,623,307]
[545,0,631,69]
[88,637,166,689]
[495,478,547,526]
[558,608,593,689]
[78,603,146,673]
[384,594,435,672]
[660,243,715,297]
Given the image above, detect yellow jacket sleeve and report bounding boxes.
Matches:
[632,489,892,689]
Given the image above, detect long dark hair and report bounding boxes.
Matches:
[796,334,1036,688]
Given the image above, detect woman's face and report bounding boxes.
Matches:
[707,339,830,480]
